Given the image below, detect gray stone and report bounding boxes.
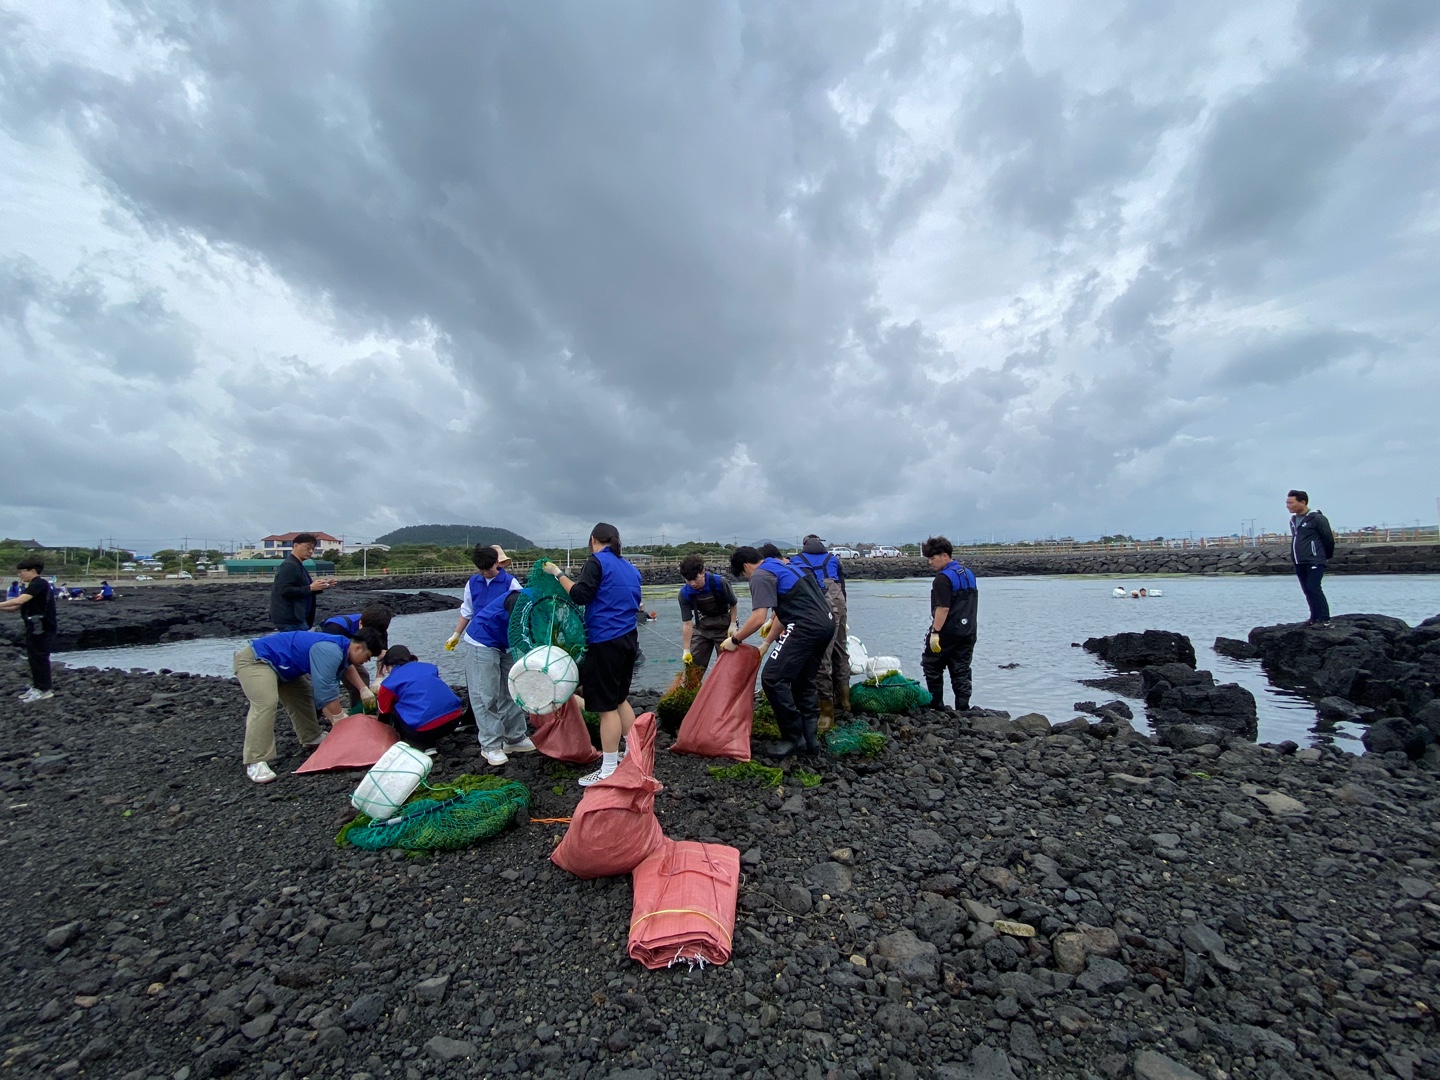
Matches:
[963,898,1000,924]
[424,1036,475,1063]
[340,992,386,1030]
[1076,955,1131,993]
[804,861,853,895]
[908,828,948,853]
[44,922,82,951]
[1012,713,1051,735]
[325,922,366,947]
[936,1045,1018,1080]
[874,1002,926,1038]
[1133,1050,1203,1080]
[240,1014,276,1040]
[874,930,939,983]
[1179,924,1225,958]
[415,975,449,1004]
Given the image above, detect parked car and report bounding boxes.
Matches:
[831,548,862,559]
[177,571,193,579]
[135,575,153,580]
[867,546,902,558]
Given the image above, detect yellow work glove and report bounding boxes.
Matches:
[360,686,377,705]
[719,635,739,653]
[928,631,942,654]
[444,632,460,651]
[542,561,562,577]
[682,651,694,665]
[760,620,772,638]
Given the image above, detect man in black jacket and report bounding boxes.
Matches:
[269,533,335,631]
[1287,490,1335,624]
[0,557,57,701]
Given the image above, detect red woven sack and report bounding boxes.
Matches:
[628,839,740,970]
[551,712,665,879]
[670,645,760,761]
[530,699,600,763]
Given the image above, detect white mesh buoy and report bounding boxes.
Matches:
[508,645,579,715]
[864,655,903,678]
[847,635,868,676]
[352,743,433,821]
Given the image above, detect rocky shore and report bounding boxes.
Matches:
[3,585,459,651]
[2,651,1437,1080]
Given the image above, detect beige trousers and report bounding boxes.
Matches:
[234,645,321,765]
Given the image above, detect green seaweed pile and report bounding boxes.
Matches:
[707,760,784,787]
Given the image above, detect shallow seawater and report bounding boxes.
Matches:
[59,574,1440,747]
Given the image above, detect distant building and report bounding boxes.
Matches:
[2,538,44,550]
[260,531,349,555]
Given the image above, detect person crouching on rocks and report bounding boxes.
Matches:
[373,645,464,751]
[234,626,385,784]
[921,536,978,712]
[320,603,394,709]
[677,554,738,674]
[544,522,644,787]
[726,545,833,759]
[446,544,534,768]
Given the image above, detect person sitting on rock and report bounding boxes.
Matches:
[233,626,385,784]
[90,581,115,601]
[373,645,464,751]
[320,603,395,708]
[725,545,833,759]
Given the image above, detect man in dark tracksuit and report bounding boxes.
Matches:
[1287,489,1335,624]
[269,533,334,631]
[0,557,57,701]
[921,536,978,711]
[726,545,834,758]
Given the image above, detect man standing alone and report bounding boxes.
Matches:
[1287,490,1334,624]
[269,533,334,632]
[0,557,57,701]
[921,536,978,711]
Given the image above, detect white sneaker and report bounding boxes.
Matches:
[578,766,616,787]
[246,762,278,784]
[29,690,53,701]
[502,737,537,753]
[17,688,41,702]
[482,749,508,767]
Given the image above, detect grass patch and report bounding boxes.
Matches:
[793,768,822,788]
[708,760,784,787]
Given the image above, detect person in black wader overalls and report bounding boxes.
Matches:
[725,545,834,759]
[921,535,978,712]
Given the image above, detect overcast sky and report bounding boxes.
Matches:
[1,0,1436,550]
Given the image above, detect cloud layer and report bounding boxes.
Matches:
[1,0,1436,547]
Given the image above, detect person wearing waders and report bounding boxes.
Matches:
[677,553,738,674]
[1287,489,1335,625]
[320,602,394,709]
[790,535,850,729]
[234,626,385,784]
[921,536,978,711]
[445,544,533,767]
[726,545,833,759]
[545,523,644,786]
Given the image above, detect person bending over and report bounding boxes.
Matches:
[373,645,465,751]
[726,545,833,759]
[446,544,534,767]
[921,536,978,711]
[233,626,384,784]
[545,523,643,786]
[677,554,737,673]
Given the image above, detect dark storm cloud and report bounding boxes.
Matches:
[0,0,1435,545]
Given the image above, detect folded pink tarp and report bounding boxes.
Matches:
[628,839,740,970]
[294,714,399,773]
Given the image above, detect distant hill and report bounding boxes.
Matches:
[373,525,535,549]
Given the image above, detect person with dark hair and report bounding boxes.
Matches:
[759,543,785,561]
[5,580,19,600]
[0,557,58,701]
[91,580,115,601]
[677,554,737,672]
[447,543,531,766]
[233,625,385,783]
[725,545,833,758]
[269,533,336,631]
[544,523,643,785]
[320,603,394,707]
[921,536,978,711]
[790,535,850,726]
[1287,490,1335,624]
[373,646,465,751]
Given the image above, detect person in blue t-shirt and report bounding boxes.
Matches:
[545,522,643,787]
[233,626,385,785]
[921,536,978,711]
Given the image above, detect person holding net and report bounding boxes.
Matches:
[544,522,643,786]
[446,544,533,767]
[677,554,737,673]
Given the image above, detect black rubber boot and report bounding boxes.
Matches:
[801,714,821,756]
[766,739,801,759]
[926,680,945,709]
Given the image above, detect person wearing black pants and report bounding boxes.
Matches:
[1287,490,1334,624]
[727,546,834,758]
[920,536,978,711]
[0,557,58,702]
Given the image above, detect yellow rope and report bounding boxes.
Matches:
[627,908,733,946]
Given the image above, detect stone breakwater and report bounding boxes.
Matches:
[3,584,460,651]
[2,653,1437,1080]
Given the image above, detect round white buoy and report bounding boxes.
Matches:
[1112,586,1127,597]
[847,634,869,675]
[508,645,580,715]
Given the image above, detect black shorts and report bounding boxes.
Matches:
[580,630,638,712]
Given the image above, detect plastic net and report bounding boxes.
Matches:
[849,673,932,715]
[337,774,530,851]
[507,563,588,664]
[824,719,888,757]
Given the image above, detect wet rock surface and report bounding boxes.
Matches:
[1082,631,1196,671]
[4,584,459,651]
[1,652,1438,1080]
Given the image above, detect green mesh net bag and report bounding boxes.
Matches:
[824,719,888,757]
[507,562,588,664]
[849,673,932,715]
[337,775,530,852]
